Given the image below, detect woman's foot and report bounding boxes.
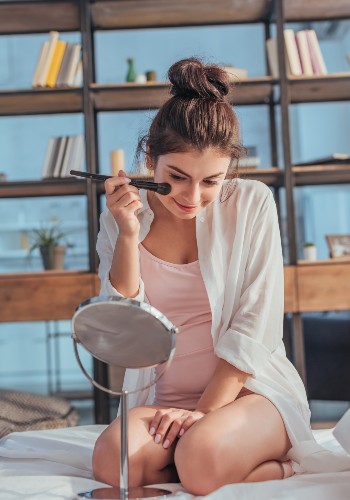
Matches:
[281,460,294,479]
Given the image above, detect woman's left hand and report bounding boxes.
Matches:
[149,408,206,449]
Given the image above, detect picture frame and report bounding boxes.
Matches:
[325,234,350,258]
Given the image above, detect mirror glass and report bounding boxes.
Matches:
[72,296,176,369]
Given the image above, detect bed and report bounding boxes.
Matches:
[0,425,349,499]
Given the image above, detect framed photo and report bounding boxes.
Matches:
[325,235,350,258]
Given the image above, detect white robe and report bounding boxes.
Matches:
[96,179,350,474]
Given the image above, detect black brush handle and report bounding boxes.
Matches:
[70,170,171,195]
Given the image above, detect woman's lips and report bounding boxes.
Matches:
[173,199,199,212]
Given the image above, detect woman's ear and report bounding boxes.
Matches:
[145,151,155,172]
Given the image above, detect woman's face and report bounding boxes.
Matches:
[150,148,230,220]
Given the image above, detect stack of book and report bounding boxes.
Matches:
[32,31,82,88]
[267,29,327,78]
[41,135,85,179]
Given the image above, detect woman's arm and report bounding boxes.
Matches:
[109,233,140,298]
[195,358,249,414]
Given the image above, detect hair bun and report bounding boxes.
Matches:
[168,58,230,101]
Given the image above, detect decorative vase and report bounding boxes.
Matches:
[126,58,136,82]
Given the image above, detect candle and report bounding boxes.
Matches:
[110,149,125,176]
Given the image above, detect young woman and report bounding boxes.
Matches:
[92,58,348,495]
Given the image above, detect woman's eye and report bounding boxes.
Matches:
[170,174,186,181]
[204,180,218,186]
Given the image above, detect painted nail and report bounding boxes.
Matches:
[149,427,155,436]
[155,434,161,444]
[163,439,170,449]
[179,429,185,437]
[124,178,132,183]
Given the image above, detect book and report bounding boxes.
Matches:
[306,29,327,76]
[295,154,350,166]
[43,137,61,178]
[295,30,313,76]
[53,136,68,177]
[221,65,248,80]
[56,44,73,87]
[69,135,85,172]
[36,31,60,87]
[46,40,67,88]
[66,44,82,87]
[60,136,75,177]
[73,60,83,87]
[284,29,302,76]
[32,42,48,87]
[41,137,56,178]
[266,37,292,78]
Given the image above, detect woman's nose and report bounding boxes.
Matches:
[182,183,201,204]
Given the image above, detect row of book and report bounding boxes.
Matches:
[42,135,85,179]
[32,31,82,88]
[267,29,327,78]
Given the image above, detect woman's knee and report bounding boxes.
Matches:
[174,428,247,495]
[92,422,145,487]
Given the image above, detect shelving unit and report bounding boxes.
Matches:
[0,0,349,423]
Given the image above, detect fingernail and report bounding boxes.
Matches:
[179,429,185,436]
[124,178,131,183]
[163,439,170,449]
[155,434,161,444]
[149,427,155,436]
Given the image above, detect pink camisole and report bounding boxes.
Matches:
[139,243,218,410]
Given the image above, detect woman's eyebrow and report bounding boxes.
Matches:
[167,165,225,179]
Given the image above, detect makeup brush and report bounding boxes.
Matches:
[70,170,171,195]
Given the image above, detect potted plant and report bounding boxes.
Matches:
[303,242,317,261]
[29,225,68,270]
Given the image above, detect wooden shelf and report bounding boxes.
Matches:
[0,178,87,198]
[91,0,271,30]
[289,74,350,104]
[91,77,276,111]
[284,0,350,22]
[296,261,350,312]
[0,271,100,322]
[0,1,80,34]
[0,88,83,116]
[238,167,283,186]
[293,165,350,186]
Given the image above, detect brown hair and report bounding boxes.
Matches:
[135,58,245,198]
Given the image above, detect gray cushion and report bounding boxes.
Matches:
[0,389,79,438]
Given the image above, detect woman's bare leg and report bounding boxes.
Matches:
[174,393,292,496]
[243,459,294,482]
[92,405,178,487]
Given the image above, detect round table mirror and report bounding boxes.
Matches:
[72,296,178,500]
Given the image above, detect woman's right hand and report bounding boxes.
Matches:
[105,170,143,237]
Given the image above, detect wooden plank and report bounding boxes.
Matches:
[284,0,350,21]
[0,2,80,34]
[91,78,274,111]
[284,266,298,312]
[293,165,350,186]
[0,179,87,199]
[289,75,350,104]
[92,0,270,29]
[0,89,83,116]
[297,263,350,312]
[0,272,99,322]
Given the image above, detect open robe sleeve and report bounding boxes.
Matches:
[215,190,284,378]
[96,210,145,302]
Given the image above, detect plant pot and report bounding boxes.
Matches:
[53,245,66,270]
[40,245,66,270]
[303,245,317,261]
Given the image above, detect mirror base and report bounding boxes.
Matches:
[78,486,173,499]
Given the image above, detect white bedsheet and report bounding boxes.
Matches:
[0,425,349,499]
